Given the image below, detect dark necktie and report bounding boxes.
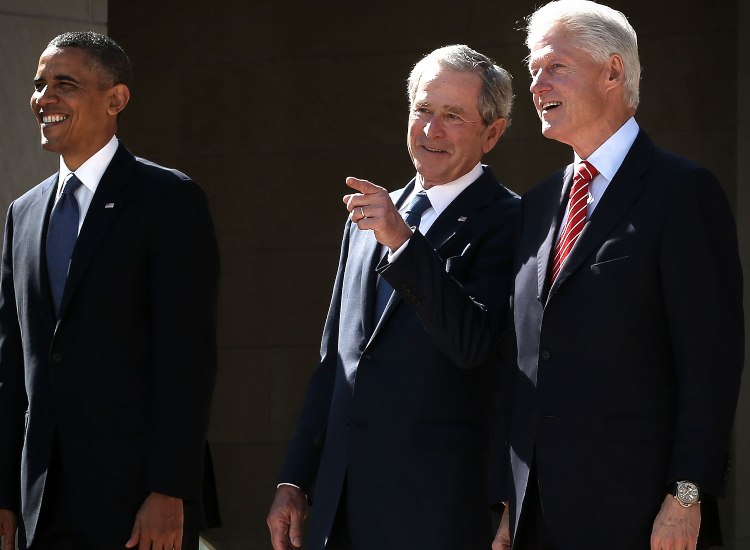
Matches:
[374,191,432,321]
[46,173,83,316]
[550,160,598,283]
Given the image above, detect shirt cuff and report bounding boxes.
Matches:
[387,236,412,263]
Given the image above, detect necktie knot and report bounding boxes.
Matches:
[575,160,598,185]
[403,191,432,228]
[62,173,83,196]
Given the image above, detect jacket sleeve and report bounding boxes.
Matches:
[659,167,744,497]
[144,180,220,502]
[276,221,351,494]
[0,203,28,511]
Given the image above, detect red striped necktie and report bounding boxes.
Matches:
[550,160,598,283]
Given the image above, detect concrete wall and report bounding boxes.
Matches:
[1,0,747,548]
[0,1,107,205]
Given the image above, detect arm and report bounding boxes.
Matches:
[128,180,219,548]
[0,509,16,550]
[659,168,743,493]
[654,167,744,546]
[492,505,511,550]
[267,485,308,550]
[267,221,351,547]
[0,203,27,522]
[344,176,519,368]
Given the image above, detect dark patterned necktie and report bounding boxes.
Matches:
[46,173,83,316]
[374,191,433,321]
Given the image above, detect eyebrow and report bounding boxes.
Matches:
[34,73,81,84]
[414,99,467,114]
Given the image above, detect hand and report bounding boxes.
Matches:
[650,494,701,550]
[0,509,16,550]
[492,505,511,550]
[267,484,308,550]
[343,177,413,251]
[125,492,183,550]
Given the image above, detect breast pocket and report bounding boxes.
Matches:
[590,254,633,274]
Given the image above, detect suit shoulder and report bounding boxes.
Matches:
[129,155,210,204]
[523,167,567,203]
[132,156,193,186]
[8,174,56,214]
[647,145,725,197]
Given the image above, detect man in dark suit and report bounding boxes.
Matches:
[266,45,519,550]
[0,31,219,550]
[493,2,744,550]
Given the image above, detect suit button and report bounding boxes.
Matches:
[346,419,351,430]
[51,352,63,363]
[540,350,551,360]
[360,354,372,365]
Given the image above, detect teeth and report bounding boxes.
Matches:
[542,101,561,110]
[424,146,445,153]
[42,114,68,123]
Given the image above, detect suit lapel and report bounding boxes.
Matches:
[548,131,653,295]
[58,145,136,318]
[424,168,498,249]
[29,175,59,319]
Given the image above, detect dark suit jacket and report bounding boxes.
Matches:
[507,130,744,549]
[0,144,219,547]
[279,167,519,550]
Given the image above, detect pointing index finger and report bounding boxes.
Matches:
[345,177,384,195]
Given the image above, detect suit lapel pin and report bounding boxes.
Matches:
[458,216,467,222]
[105,203,115,209]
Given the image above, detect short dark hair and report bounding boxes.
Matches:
[48,31,132,87]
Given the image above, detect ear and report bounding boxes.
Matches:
[605,54,625,91]
[482,117,507,154]
[107,83,130,116]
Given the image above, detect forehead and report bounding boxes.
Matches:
[528,26,582,68]
[413,65,482,107]
[36,46,97,77]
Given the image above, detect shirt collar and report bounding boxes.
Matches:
[412,163,484,216]
[575,117,639,182]
[58,135,119,195]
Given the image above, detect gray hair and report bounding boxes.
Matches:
[407,44,514,125]
[525,0,640,109]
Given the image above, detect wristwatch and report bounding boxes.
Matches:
[671,480,701,507]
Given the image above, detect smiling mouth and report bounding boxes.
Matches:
[541,101,561,111]
[41,114,68,124]
[422,145,448,154]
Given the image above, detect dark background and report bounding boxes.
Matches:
[107,1,741,548]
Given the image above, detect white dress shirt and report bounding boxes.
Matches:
[388,163,484,261]
[56,135,119,234]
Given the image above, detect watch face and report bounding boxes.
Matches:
[676,482,700,505]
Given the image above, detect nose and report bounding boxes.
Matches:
[423,115,444,138]
[32,85,55,107]
[529,71,550,95]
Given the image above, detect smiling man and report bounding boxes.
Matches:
[492,2,745,550]
[0,31,219,550]
[267,45,519,550]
